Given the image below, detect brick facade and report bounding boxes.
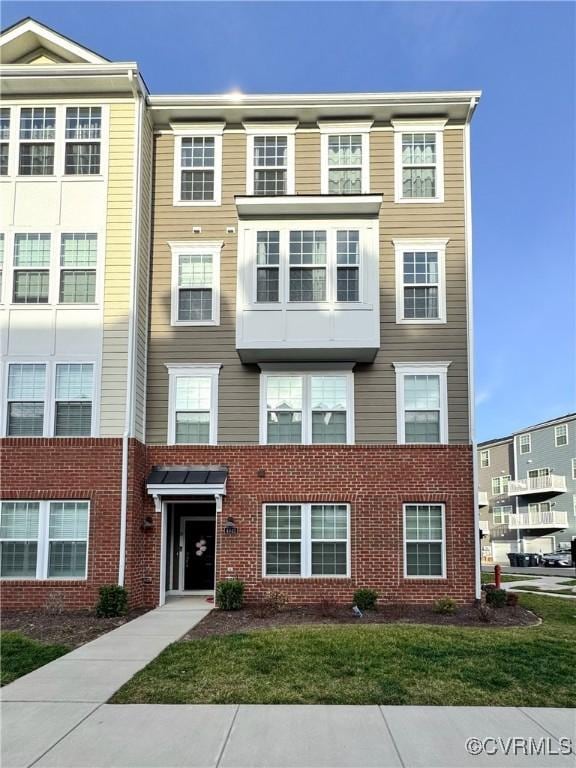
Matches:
[1,439,475,609]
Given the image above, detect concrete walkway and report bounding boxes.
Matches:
[498,576,576,600]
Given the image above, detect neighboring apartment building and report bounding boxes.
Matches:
[0,18,480,609]
[478,414,576,563]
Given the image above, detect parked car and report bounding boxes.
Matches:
[541,549,573,568]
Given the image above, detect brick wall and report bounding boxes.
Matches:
[1,440,476,609]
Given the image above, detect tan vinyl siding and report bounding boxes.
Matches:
[147,126,470,444]
[100,102,135,436]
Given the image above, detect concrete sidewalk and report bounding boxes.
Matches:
[2,704,574,768]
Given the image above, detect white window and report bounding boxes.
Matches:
[169,241,222,326]
[59,234,97,304]
[0,234,4,300]
[0,500,89,580]
[248,223,369,306]
[0,107,9,176]
[6,363,46,436]
[393,120,446,203]
[394,362,449,444]
[64,107,101,175]
[394,239,447,323]
[263,503,350,577]
[245,123,296,196]
[166,364,220,445]
[555,424,568,447]
[404,503,446,578]
[528,501,552,518]
[492,505,511,526]
[319,122,371,195]
[54,363,93,436]
[18,107,56,175]
[479,449,490,468]
[491,475,511,496]
[260,370,354,445]
[13,233,51,304]
[519,433,531,454]
[572,458,576,480]
[173,124,223,206]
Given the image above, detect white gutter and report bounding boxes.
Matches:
[464,96,481,599]
[118,69,144,586]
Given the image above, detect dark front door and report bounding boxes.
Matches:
[183,519,215,590]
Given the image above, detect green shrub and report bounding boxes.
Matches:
[433,597,457,615]
[353,588,378,611]
[96,585,129,617]
[485,588,507,608]
[216,579,245,610]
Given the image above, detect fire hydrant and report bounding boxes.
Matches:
[494,564,501,589]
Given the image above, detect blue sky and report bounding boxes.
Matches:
[4,1,575,441]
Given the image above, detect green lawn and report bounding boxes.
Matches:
[481,572,536,584]
[111,594,576,707]
[1,632,69,686]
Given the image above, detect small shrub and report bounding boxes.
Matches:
[477,603,494,623]
[96,585,128,617]
[216,579,245,611]
[353,588,378,611]
[506,592,519,607]
[481,582,496,593]
[485,588,507,609]
[253,589,288,618]
[433,597,457,615]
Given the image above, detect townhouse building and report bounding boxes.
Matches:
[478,414,576,563]
[0,18,480,609]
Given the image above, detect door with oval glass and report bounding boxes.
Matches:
[182,518,216,591]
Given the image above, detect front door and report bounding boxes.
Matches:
[183,519,215,590]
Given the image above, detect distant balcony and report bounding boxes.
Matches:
[507,474,567,497]
[478,491,488,507]
[508,509,569,530]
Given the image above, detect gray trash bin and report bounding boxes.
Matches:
[507,552,518,567]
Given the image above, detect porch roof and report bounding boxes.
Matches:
[146,465,228,506]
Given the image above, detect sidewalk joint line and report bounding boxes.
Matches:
[378,707,406,768]
[517,707,564,742]
[26,702,103,768]
[215,704,240,768]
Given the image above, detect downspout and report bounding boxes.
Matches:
[464,96,480,599]
[118,69,144,586]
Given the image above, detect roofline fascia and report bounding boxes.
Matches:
[0,63,149,95]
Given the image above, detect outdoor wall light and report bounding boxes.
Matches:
[224,517,238,535]
[141,515,154,531]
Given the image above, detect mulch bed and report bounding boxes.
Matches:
[1,609,148,649]
[185,603,539,639]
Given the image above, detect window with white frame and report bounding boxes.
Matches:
[555,424,568,447]
[18,107,56,175]
[59,234,97,303]
[404,503,445,578]
[245,124,296,196]
[54,363,93,436]
[491,475,510,496]
[394,363,449,444]
[0,108,9,176]
[169,241,221,325]
[394,240,447,323]
[319,122,371,195]
[264,503,349,577]
[572,458,576,480]
[262,371,353,445]
[13,233,51,304]
[480,449,490,468]
[256,231,280,302]
[250,224,367,305]
[64,107,101,175]
[393,120,445,203]
[519,433,531,454]
[167,365,220,445]
[0,234,4,300]
[0,500,89,580]
[492,505,511,526]
[174,126,223,205]
[7,363,46,436]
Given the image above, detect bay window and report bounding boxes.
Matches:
[0,500,89,580]
[256,231,280,302]
[264,503,350,577]
[394,362,449,444]
[289,230,327,302]
[262,371,353,445]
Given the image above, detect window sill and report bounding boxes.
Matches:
[171,320,219,327]
[263,574,351,580]
[172,199,222,208]
[0,577,88,582]
[395,196,445,204]
[396,317,447,325]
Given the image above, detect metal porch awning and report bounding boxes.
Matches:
[146,465,228,511]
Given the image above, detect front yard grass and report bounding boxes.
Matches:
[111,594,575,707]
[1,632,69,686]
[481,572,536,584]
